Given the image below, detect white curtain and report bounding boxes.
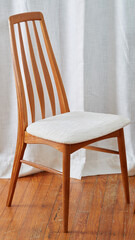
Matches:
[0,0,135,179]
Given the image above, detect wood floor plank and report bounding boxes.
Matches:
[58,233,86,240]
[3,173,44,240]
[19,174,61,240]
[124,214,135,240]
[124,177,135,240]
[0,180,9,216]
[67,180,84,232]
[0,172,134,239]
[43,184,63,239]
[44,178,84,239]
[86,175,108,236]
[97,175,119,240]
[64,179,84,232]
[0,179,8,192]
[0,176,30,240]
[76,176,97,212]
[70,177,96,234]
[110,176,126,240]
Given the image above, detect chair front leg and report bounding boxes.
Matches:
[118,128,130,203]
[6,138,26,207]
[63,145,70,233]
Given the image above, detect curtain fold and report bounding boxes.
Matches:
[0,0,135,179]
[82,0,135,176]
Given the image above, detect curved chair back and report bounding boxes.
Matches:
[9,12,69,130]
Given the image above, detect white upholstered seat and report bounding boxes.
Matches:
[26,111,130,144]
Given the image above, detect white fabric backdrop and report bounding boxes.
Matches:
[0,0,135,179]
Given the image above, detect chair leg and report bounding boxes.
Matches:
[6,138,26,207]
[62,146,70,233]
[117,128,130,203]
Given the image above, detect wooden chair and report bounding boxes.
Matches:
[7,12,130,233]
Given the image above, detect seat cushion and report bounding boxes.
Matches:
[26,111,130,144]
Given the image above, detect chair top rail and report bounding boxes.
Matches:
[9,12,43,25]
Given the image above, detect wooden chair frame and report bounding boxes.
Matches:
[7,12,130,233]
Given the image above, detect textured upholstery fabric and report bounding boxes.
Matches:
[26,111,130,144]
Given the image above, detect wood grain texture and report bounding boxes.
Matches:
[20,159,62,175]
[25,21,45,119]
[110,176,126,240]
[9,20,28,130]
[69,130,121,154]
[124,177,135,240]
[18,174,58,239]
[97,175,119,240]
[2,173,135,239]
[33,20,56,116]
[83,145,119,155]
[85,176,107,235]
[24,131,65,153]
[9,12,43,24]
[6,137,26,207]
[40,14,70,114]
[118,128,130,204]
[7,12,130,234]
[62,146,70,233]
[18,22,35,123]
[0,175,30,239]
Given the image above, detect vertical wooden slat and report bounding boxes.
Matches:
[33,21,56,116]
[40,16,70,114]
[9,21,28,130]
[25,21,45,119]
[18,23,35,122]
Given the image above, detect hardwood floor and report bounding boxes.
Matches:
[0,172,135,240]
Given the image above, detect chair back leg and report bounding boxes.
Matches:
[118,128,130,204]
[6,140,26,207]
[63,146,70,233]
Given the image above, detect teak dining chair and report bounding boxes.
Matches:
[7,12,130,233]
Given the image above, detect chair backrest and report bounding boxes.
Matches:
[9,12,69,130]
